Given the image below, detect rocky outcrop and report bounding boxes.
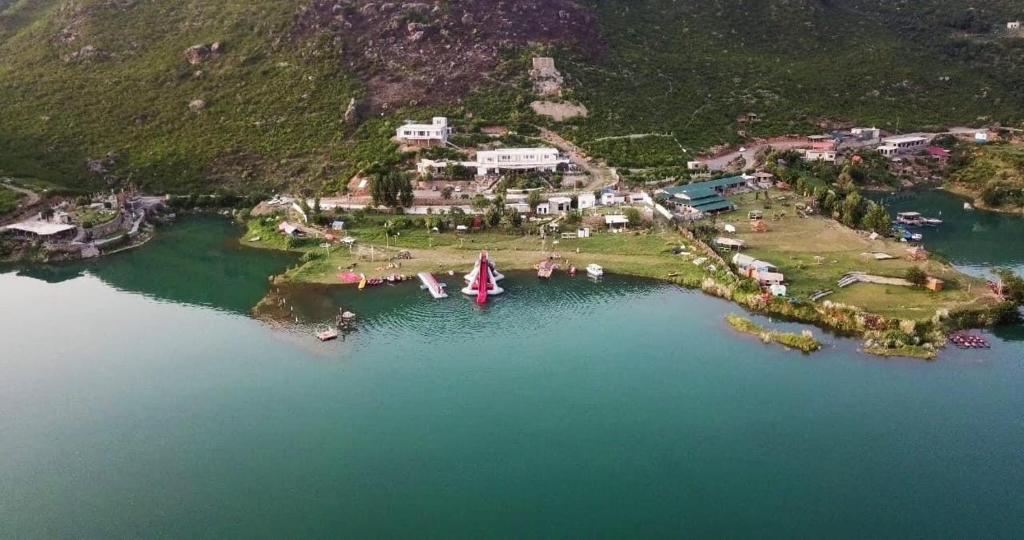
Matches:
[293,0,604,110]
[530,57,564,97]
[184,42,223,65]
[343,97,360,124]
[189,99,208,113]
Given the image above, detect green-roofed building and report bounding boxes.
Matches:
[659,176,748,216]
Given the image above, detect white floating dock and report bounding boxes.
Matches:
[418,272,448,299]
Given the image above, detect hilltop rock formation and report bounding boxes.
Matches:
[293,0,603,110]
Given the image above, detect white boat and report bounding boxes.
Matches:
[316,328,339,342]
[586,264,604,278]
[896,212,923,226]
[921,217,943,226]
[964,202,974,210]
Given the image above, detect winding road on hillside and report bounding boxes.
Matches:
[536,128,618,189]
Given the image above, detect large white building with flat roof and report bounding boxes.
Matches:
[878,135,928,157]
[396,117,452,146]
[474,148,567,176]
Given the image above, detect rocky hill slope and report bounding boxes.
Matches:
[0,0,1022,193]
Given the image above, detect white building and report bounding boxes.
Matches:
[549,196,573,214]
[600,191,626,206]
[1009,21,1021,30]
[577,193,596,210]
[605,214,629,232]
[474,147,567,176]
[535,203,550,215]
[879,135,928,155]
[507,202,531,214]
[396,117,452,146]
[851,127,880,140]
[804,149,837,163]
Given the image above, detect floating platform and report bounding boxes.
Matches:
[950,332,990,350]
[418,272,448,299]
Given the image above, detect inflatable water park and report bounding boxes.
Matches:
[462,251,505,304]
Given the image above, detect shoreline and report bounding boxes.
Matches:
[244,214,1003,361]
[943,184,1024,215]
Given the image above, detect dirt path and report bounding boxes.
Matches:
[536,128,618,190]
[1,181,41,206]
[0,181,44,224]
[698,138,810,172]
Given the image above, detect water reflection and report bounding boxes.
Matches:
[1,216,295,316]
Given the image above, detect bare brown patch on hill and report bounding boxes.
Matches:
[293,0,603,110]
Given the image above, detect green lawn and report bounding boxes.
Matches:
[726,191,996,320]
[0,185,25,216]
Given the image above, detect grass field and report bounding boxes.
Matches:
[243,215,710,286]
[725,191,997,320]
[0,185,25,216]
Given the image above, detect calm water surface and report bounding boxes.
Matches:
[1,215,1022,538]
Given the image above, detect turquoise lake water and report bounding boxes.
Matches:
[1,211,1022,537]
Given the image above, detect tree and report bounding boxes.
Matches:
[836,165,855,191]
[624,207,642,227]
[821,191,838,217]
[441,186,454,200]
[527,190,542,212]
[369,170,413,209]
[861,202,892,235]
[399,179,414,208]
[905,267,928,287]
[471,194,490,211]
[840,191,864,228]
[995,269,1024,305]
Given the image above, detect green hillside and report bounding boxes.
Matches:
[1,0,1022,193]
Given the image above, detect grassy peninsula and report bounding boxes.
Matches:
[725,315,822,354]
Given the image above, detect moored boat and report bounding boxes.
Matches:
[316,328,339,342]
[586,264,604,278]
[896,212,924,226]
[537,259,556,279]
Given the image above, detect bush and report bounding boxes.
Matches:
[905,267,928,287]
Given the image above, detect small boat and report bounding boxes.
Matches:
[358,274,367,290]
[316,328,339,342]
[896,212,924,226]
[964,202,974,211]
[568,265,577,277]
[537,259,556,279]
[921,217,943,226]
[586,264,604,278]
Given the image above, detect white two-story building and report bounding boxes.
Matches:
[474,148,567,177]
[396,117,453,147]
[878,135,928,157]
